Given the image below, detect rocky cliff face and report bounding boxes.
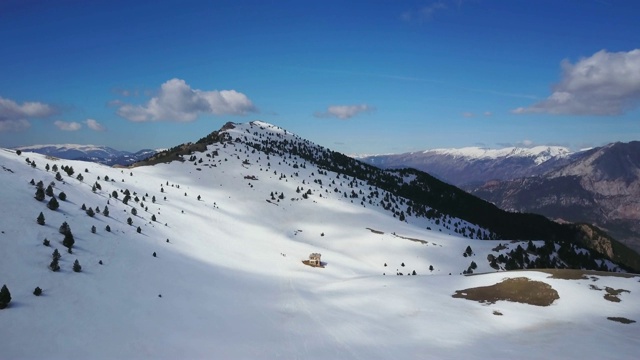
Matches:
[471,142,640,255]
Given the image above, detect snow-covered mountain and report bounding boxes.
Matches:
[360,145,575,187]
[471,141,640,255]
[15,144,157,166]
[2,122,639,359]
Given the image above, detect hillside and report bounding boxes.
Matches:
[1,122,639,359]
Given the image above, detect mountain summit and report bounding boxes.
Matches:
[1,121,639,359]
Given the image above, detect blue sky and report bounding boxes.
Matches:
[1,0,639,154]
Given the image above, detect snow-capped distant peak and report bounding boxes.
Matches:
[426,146,571,165]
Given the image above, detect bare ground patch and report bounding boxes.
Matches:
[452,277,559,306]
[536,269,638,280]
[607,317,636,324]
[366,228,384,235]
[392,233,430,245]
[492,244,508,252]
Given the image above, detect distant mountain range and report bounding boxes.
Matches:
[15,144,157,166]
[360,142,640,255]
[360,146,576,188]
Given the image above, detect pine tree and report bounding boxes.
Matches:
[63,231,75,249]
[127,217,133,226]
[103,206,109,217]
[151,214,156,222]
[37,212,45,225]
[52,164,58,172]
[81,203,86,210]
[35,187,45,201]
[33,287,42,296]
[50,258,60,272]
[0,285,11,309]
[43,238,50,246]
[86,207,95,217]
[46,184,54,197]
[59,221,70,235]
[73,259,82,272]
[52,249,61,260]
[105,225,111,232]
[55,172,62,181]
[131,207,137,216]
[137,226,141,233]
[47,197,59,210]
[76,173,84,182]
[58,191,67,201]
[91,225,96,233]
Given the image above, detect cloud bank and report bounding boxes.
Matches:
[85,118,106,131]
[54,121,82,131]
[314,104,375,119]
[117,78,257,122]
[513,49,640,115]
[0,96,57,132]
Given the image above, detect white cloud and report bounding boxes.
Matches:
[116,78,257,122]
[314,104,375,120]
[54,120,82,131]
[0,96,57,132]
[483,111,493,116]
[85,118,106,131]
[513,49,640,115]
[0,119,30,132]
[462,112,474,118]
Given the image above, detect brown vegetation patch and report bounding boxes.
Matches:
[537,269,638,280]
[603,287,630,302]
[366,228,384,235]
[393,233,429,245]
[452,277,559,306]
[302,260,325,268]
[493,310,503,316]
[607,317,636,324]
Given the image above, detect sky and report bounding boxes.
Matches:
[1,0,639,154]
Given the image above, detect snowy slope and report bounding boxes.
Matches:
[1,123,639,359]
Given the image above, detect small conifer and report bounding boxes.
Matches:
[37,212,45,225]
[73,259,82,272]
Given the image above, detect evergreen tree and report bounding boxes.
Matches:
[50,258,60,272]
[127,217,133,226]
[45,184,54,197]
[47,197,59,210]
[33,287,42,296]
[52,164,58,172]
[151,214,156,222]
[37,212,45,225]
[55,172,62,181]
[91,225,96,233]
[137,226,142,233]
[35,187,45,201]
[63,231,75,249]
[111,191,118,199]
[76,173,84,182]
[58,191,67,201]
[81,203,86,210]
[86,207,95,217]
[105,225,111,232]
[103,206,109,217]
[131,207,137,216]
[59,221,70,235]
[52,249,61,260]
[43,238,50,246]
[0,285,11,309]
[73,259,82,272]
